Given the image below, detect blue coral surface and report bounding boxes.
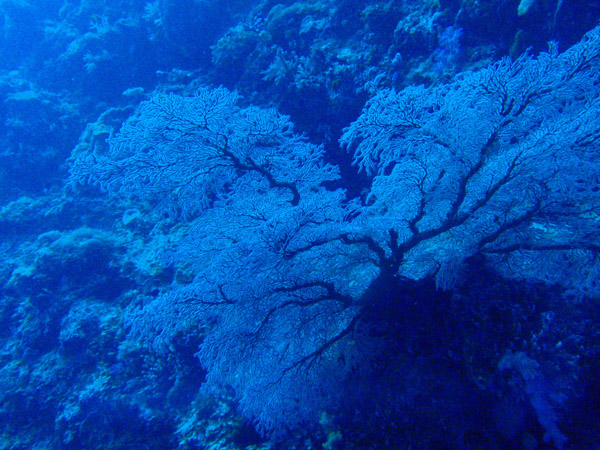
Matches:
[1,1,599,449]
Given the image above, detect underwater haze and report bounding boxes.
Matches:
[1,0,600,449]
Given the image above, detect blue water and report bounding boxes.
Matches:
[1,1,599,449]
